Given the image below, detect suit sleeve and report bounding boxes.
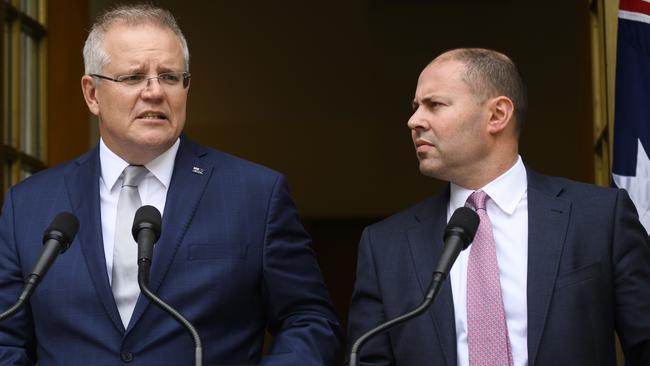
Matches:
[0,189,37,365]
[612,189,650,365]
[260,175,341,366]
[346,227,395,366]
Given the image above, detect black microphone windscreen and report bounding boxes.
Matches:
[132,205,162,241]
[444,207,480,247]
[44,212,80,244]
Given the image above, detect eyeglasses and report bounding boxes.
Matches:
[89,71,191,89]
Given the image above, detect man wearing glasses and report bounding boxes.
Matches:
[0,4,339,365]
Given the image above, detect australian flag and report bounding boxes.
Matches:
[612,0,650,234]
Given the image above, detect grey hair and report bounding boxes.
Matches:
[83,4,190,75]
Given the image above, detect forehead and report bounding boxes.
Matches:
[102,22,184,70]
[416,59,469,93]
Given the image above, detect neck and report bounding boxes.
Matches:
[102,140,169,166]
[454,153,519,190]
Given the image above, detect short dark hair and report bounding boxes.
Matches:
[435,48,527,134]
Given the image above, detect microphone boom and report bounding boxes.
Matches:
[349,207,479,366]
[0,212,79,322]
[132,205,203,366]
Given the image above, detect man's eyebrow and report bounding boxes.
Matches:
[412,95,435,107]
[120,66,146,75]
[157,66,178,73]
[419,93,441,101]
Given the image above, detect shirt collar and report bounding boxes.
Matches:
[99,138,180,191]
[145,138,179,189]
[449,155,527,215]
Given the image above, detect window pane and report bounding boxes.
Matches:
[19,31,40,158]
[20,0,40,21]
[2,2,48,196]
[3,22,12,147]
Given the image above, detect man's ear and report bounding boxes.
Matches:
[486,96,514,135]
[81,75,100,116]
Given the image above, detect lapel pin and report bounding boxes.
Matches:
[192,166,204,175]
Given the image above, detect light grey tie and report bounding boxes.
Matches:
[112,165,148,327]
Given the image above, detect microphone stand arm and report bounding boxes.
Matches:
[138,260,203,366]
[349,271,446,366]
[0,274,40,322]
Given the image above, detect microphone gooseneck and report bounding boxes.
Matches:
[132,205,203,366]
[349,207,479,366]
[0,212,79,322]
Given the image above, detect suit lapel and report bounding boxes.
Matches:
[406,188,456,366]
[127,137,213,331]
[525,170,570,366]
[400,169,570,366]
[65,147,126,333]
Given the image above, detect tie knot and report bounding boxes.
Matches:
[467,190,489,211]
[122,165,148,187]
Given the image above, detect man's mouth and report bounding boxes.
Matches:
[137,111,167,120]
[414,139,433,147]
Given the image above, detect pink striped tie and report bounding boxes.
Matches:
[466,191,513,366]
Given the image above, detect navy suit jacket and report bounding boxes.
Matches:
[347,169,650,366]
[0,136,340,365]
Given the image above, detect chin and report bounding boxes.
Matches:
[418,161,445,180]
[135,131,178,148]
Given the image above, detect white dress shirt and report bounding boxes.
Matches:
[448,155,529,366]
[99,138,179,284]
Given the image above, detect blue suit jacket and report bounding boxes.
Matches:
[347,169,650,366]
[0,136,340,365]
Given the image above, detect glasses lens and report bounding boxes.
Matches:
[116,74,147,86]
[158,72,182,85]
[112,72,189,90]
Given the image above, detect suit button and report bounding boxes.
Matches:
[121,351,134,362]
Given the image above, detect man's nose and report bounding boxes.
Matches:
[141,77,165,98]
[407,109,428,130]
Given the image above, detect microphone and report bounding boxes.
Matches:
[131,205,161,266]
[349,207,479,366]
[132,206,203,366]
[0,212,80,322]
[435,206,480,275]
